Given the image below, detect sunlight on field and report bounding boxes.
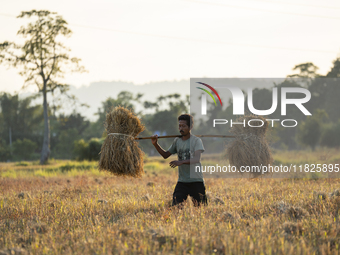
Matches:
[272,148,340,166]
[0,150,340,254]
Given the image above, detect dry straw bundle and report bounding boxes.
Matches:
[226,115,273,177]
[99,106,272,178]
[99,106,145,177]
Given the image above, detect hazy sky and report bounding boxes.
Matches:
[0,0,339,93]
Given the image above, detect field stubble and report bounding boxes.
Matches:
[0,151,340,254]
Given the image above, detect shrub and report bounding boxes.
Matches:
[73,139,89,160]
[88,138,103,161]
[73,138,103,161]
[12,138,37,160]
[320,121,340,148]
[53,128,80,159]
[0,139,11,162]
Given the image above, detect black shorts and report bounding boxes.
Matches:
[172,182,207,206]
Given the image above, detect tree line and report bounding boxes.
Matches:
[1,59,340,162]
[0,91,190,161]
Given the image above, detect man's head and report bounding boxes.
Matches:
[178,114,193,136]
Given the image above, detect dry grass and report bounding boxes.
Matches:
[226,115,273,177]
[1,156,340,254]
[99,106,145,177]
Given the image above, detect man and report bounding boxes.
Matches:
[151,114,207,206]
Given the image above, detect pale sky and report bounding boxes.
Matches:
[0,0,339,94]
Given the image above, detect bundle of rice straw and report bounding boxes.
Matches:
[226,115,273,177]
[99,106,145,177]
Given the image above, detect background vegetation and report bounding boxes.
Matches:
[1,58,340,162]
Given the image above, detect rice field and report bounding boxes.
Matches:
[0,149,340,255]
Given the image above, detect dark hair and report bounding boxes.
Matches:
[178,114,194,127]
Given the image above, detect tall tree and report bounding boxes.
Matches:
[142,94,189,136]
[0,92,43,145]
[0,10,86,164]
[287,62,320,78]
[326,58,340,78]
[96,91,143,124]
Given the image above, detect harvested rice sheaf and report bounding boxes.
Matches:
[226,115,273,177]
[99,106,145,177]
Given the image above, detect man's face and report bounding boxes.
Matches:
[179,120,191,136]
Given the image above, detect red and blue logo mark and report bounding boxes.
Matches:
[196,82,223,106]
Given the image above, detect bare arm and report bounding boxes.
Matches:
[169,150,203,168]
[151,135,172,159]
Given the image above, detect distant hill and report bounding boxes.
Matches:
[68,80,190,121]
[17,78,279,121]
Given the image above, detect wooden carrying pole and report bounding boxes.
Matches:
[135,135,235,140]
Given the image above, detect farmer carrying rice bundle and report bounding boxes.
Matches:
[151,114,208,207]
